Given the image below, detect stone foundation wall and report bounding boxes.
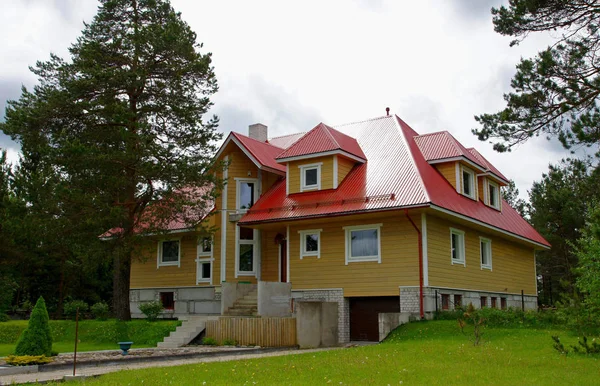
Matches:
[291,289,349,344]
[130,287,220,319]
[399,286,537,315]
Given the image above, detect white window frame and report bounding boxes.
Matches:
[344,223,382,264]
[235,226,258,277]
[450,228,466,266]
[197,236,212,257]
[195,236,213,284]
[298,229,322,259]
[196,258,213,284]
[487,180,500,210]
[299,162,322,192]
[157,239,181,268]
[480,237,492,270]
[235,178,258,211]
[461,166,476,200]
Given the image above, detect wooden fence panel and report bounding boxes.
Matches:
[205,317,297,347]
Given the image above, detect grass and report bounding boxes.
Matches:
[58,320,599,385]
[0,319,180,356]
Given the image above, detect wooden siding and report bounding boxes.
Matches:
[206,317,297,347]
[434,162,457,190]
[131,234,208,288]
[287,155,335,194]
[289,214,420,297]
[261,229,283,282]
[337,156,356,187]
[426,215,536,295]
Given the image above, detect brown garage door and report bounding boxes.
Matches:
[350,297,400,341]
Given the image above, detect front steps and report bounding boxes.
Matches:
[157,316,218,348]
[223,288,258,317]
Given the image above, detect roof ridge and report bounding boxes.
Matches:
[334,114,391,128]
[232,131,284,150]
[414,130,450,138]
[269,131,306,140]
[321,123,342,149]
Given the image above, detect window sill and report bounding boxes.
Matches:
[451,259,466,266]
[158,262,180,267]
[461,193,477,201]
[300,186,319,192]
[347,256,380,264]
[197,279,211,284]
[236,271,256,277]
[300,253,320,259]
[481,265,492,271]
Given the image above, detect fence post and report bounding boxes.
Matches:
[435,290,438,313]
[521,290,525,313]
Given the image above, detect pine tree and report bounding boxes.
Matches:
[14,297,53,356]
[1,0,223,320]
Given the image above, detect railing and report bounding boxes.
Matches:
[206,317,297,347]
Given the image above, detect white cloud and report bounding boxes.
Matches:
[0,0,575,200]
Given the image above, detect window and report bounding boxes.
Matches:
[344,224,382,264]
[196,259,212,283]
[454,294,462,309]
[501,297,507,310]
[480,237,492,270]
[441,294,450,310]
[298,229,322,259]
[237,226,257,276]
[480,296,487,308]
[488,180,500,209]
[299,163,322,191]
[461,167,476,199]
[450,228,465,265]
[158,240,180,267]
[197,237,212,256]
[236,179,257,210]
[160,292,174,310]
[491,297,497,308]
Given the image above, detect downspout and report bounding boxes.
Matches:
[405,209,424,319]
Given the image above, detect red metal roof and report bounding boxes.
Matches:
[414,131,486,170]
[238,115,549,248]
[229,132,286,173]
[466,147,509,183]
[275,122,366,161]
[268,132,306,149]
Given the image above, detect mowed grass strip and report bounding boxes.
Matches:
[60,320,599,385]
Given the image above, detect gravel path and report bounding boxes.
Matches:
[0,347,337,385]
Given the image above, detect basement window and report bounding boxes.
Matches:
[160,292,174,310]
[491,297,497,309]
[501,297,507,310]
[157,240,180,267]
[299,229,322,259]
[480,296,487,308]
[454,294,462,309]
[441,294,450,310]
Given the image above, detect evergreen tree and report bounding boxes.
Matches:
[1,0,222,320]
[14,296,53,356]
[574,203,600,310]
[501,179,528,217]
[474,0,600,152]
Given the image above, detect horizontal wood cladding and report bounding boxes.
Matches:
[261,229,282,282]
[337,156,356,187]
[427,215,536,295]
[288,155,334,194]
[289,214,420,296]
[434,162,457,190]
[131,234,209,289]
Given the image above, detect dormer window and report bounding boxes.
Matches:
[299,163,322,192]
[488,180,500,209]
[461,167,476,199]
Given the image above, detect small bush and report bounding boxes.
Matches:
[202,337,218,346]
[222,338,237,346]
[14,297,53,356]
[138,301,163,321]
[64,300,89,320]
[91,302,110,320]
[5,355,53,366]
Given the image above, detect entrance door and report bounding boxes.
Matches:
[280,240,287,282]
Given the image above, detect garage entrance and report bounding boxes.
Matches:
[349,297,400,341]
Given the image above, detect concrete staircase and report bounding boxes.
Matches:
[157,316,217,348]
[224,288,258,316]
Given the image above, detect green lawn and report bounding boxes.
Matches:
[0,319,180,356]
[62,320,599,385]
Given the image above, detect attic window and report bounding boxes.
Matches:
[299,163,322,192]
[461,167,476,199]
[488,180,500,209]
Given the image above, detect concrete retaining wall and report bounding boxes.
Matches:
[220,282,257,315]
[258,281,292,317]
[378,312,410,342]
[292,289,349,343]
[130,287,220,319]
[295,301,338,348]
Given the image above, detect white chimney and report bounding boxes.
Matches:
[249,123,268,142]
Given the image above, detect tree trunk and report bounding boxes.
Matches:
[112,247,132,321]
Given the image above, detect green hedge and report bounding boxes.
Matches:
[0,320,180,345]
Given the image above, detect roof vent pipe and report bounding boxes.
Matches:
[386,107,390,116]
[249,123,268,142]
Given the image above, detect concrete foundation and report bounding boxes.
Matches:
[220,282,256,315]
[292,288,349,344]
[399,286,538,315]
[295,301,339,348]
[130,287,220,319]
[258,281,292,317]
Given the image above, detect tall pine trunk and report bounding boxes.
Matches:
[112,246,132,321]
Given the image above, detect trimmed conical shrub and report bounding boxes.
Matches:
[14,297,53,356]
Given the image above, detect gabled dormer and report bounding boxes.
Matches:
[275,123,366,195]
[414,131,508,210]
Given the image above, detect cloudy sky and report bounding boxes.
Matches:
[0,0,584,199]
